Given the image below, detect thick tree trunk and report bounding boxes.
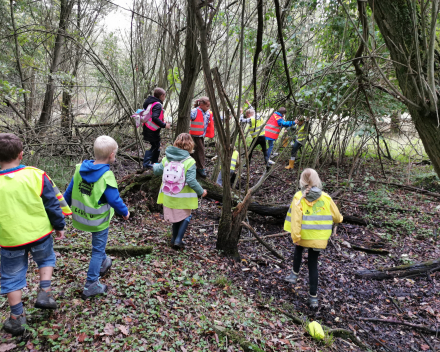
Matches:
[367,0,440,177]
[175,3,200,137]
[38,0,74,128]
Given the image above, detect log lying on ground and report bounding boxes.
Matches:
[213,325,265,352]
[359,317,440,335]
[54,245,153,257]
[350,244,389,255]
[355,258,440,280]
[279,308,367,349]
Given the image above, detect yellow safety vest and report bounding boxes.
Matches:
[296,122,308,144]
[157,157,199,209]
[0,167,54,247]
[46,174,72,216]
[250,117,264,137]
[230,150,239,171]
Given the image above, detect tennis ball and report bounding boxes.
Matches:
[308,321,325,340]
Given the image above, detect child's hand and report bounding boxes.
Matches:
[201,190,208,198]
[123,211,130,220]
[54,230,65,240]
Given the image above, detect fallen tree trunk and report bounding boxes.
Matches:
[355,258,440,280]
[54,245,153,257]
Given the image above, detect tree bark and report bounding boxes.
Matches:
[175,2,200,137]
[38,0,74,128]
[366,0,440,178]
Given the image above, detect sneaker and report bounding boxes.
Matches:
[3,314,26,336]
[34,289,57,309]
[81,280,108,299]
[308,294,319,308]
[284,271,299,284]
[272,152,279,157]
[99,257,112,277]
[268,160,275,165]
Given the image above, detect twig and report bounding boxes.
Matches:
[240,222,285,260]
[358,317,440,335]
[239,232,288,242]
[380,282,404,314]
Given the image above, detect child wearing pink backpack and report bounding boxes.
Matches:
[153,133,207,249]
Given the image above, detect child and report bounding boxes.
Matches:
[285,117,310,170]
[0,133,68,335]
[64,136,129,299]
[283,168,342,308]
[216,148,239,186]
[154,133,207,249]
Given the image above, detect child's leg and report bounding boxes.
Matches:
[86,228,109,285]
[174,215,192,246]
[1,247,28,313]
[292,245,305,274]
[172,221,183,245]
[307,248,320,296]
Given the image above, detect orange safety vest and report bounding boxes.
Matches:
[265,113,282,140]
[205,112,214,138]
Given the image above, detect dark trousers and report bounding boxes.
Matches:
[293,245,320,295]
[143,140,160,167]
[290,140,303,159]
[191,136,205,169]
[248,136,268,163]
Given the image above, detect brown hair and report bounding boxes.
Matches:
[193,96,210,108]
[154,87,166,99]
[174,133,195,153]
[278,107,287,115]
[0,133,23,162]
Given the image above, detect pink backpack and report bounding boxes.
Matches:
[161,156,191,195]
[132,102,162,128]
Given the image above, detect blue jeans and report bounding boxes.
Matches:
[1,235,56,294]
[87,228,109,283]
[290,140,303,159]
[267,139,275,160]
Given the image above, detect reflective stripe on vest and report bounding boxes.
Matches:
[72,213,111,227]
[0,167,53,247]
[250,117,264,137]
[190,109,205,136]
[230,151,239,171]
[264,114,282,140]
[71,199,111,215]
[143,102,164,131]
[157,157,198,209]
[52,183,72,216]
[300,196,333,241]
[284,204,293,232]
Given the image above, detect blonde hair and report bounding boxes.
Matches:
[297,168,322,205]
[94,135,118,160]
[174,133,194,153]
[194,96,210,108]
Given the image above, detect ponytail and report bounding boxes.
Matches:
[193,99,200,108]
[297,185,312,205]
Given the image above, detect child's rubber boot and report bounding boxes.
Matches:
[3,313,26,336]
[82,280,108,299]
[197,168,207,178]
[100,257,112,277]
[174,216,192,249]
[285,160,295,170]
[308,294,318,309]
[284,271,299,284]
[35,289,57,309]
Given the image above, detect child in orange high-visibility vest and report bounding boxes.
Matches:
[284,168,342,308]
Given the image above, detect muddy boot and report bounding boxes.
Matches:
[285,160,295,170]
[34,289,57,309]
[308,294,318,309]
[3,314,26,336]
[99,257,112,277]
[82,280,108,299]
[284,271,299,284]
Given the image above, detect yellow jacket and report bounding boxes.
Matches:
[290,191,343,249]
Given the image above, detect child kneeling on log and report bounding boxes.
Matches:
[284,168,342,308]
[154,133,207,249]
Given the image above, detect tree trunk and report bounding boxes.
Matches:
[366,0,440,178]
[175,3,200,137]
[38,0,74,128]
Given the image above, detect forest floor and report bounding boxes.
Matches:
[1,144,440,352]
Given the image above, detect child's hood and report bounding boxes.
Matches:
[165,146,190,161]
[79,160,110,183]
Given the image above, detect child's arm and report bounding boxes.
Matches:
[103,186,129,217]
[42,174,66,232]
[290,198,303,243]
[185,165,204,196]
[63,177,74,206]
[330,198,343,224]
[153,162,164,176]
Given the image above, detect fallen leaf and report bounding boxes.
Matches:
[104,323,115,336]
[77,332,87,343]
[0,344,16,352]
[421,344,430,351]
[26,341,34,350]
[119,325,129,336]
[124,299,136,310]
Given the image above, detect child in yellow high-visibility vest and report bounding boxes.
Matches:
[283,168,342,308]
[216,149,239,186]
